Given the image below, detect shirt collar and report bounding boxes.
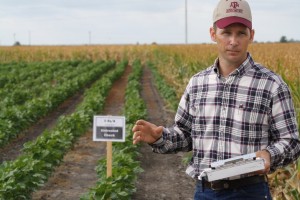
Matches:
[213,53,253,78]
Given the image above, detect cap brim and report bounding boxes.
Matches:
[216,16,252,29]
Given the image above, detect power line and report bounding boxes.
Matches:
[185,0,188,44]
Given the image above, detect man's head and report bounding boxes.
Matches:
[210,0,254,73]
[213,0,252,30]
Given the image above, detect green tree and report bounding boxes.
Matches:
[13,41,21,46]
[279,36,288,43]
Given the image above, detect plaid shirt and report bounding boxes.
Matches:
[151,53,300,178]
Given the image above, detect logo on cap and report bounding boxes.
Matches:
[213,0,252,29]
[227,2,243,14]
[230,2,239,9]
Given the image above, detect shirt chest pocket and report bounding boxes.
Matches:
[190,93,215,118]
[234,103,270,125]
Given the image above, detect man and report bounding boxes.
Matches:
[132,0,300,199]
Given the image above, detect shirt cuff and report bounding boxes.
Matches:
[265,146,278,170]
[152,136,164,145]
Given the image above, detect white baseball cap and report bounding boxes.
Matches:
[213,0,252,29]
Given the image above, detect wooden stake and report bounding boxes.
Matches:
[107,141,112,177]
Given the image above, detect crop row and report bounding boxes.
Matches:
[81,59,146,199]
[0,60,127,199]
[0,60,94,107]
[0,60,115,147]
[0,60,81,88]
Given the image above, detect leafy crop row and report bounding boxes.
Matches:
[147,61,179,112]
[0,60,81,89]
[0,60,127,199]
[81,59,146,200]
[0,61,114,147]
[0,60,94,107]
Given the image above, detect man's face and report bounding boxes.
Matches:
[210,23,254,66]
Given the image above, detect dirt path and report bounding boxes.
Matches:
[132,66,195,200]
[31,65,132,200]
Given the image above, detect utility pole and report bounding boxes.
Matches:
[185,0,188,44]
[89,31,91,45]
[28,31,31,46]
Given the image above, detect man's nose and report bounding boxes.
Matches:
[230,35,239,46]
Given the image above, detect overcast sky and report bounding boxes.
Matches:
[0,0,299,45]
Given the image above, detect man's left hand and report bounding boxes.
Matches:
[256,150,271,174]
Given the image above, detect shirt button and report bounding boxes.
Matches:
[224,183,229,189]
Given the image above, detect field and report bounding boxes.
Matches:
[0,43,299,200]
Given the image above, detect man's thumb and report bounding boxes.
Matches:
[155,126,163,136]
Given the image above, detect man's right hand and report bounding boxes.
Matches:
[132,119,163,145]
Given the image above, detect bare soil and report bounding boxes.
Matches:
[1,65,195,200]
[132,66,195,200]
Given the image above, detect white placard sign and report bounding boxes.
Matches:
[93,115,125,142]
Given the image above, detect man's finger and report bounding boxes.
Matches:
[135,119,151,126]
[133,135,141,144]
[132,130,140,139]
[135,119,145,125]
[133,130,145,139]
[132,120,147,132]
[132,124,144,132]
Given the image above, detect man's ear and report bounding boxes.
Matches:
[210,27,216,42]
[250,29,255,43]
